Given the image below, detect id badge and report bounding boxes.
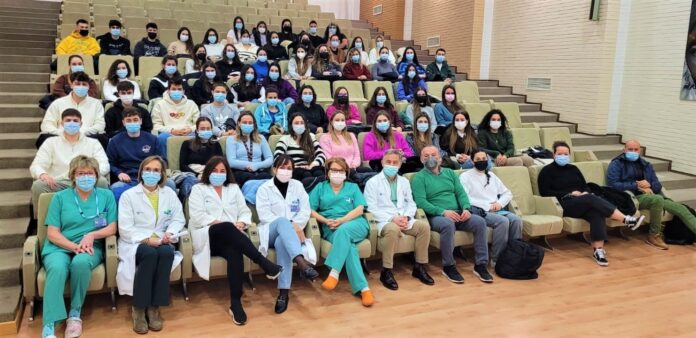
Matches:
[94,213,107,228]
[290,199,300,213]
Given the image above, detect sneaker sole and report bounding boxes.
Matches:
[228,309,246,326]
[266,268,283,280]
[593,258,609,267]
[441,270,464,284]
[628,215,646,231]
[645,239,669,250]
[473,270,494,283]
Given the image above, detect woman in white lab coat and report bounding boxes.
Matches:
[187,156,282,326]
[255,154,320,314]
[117,156,185,334]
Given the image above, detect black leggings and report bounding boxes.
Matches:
[561,194,616,242]
[293,167,325,188]
[209,223,266,306]
[232,170,273,188]
[133,244,175,308]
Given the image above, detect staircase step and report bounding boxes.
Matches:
[0,248,22,288]
[0,62,50,73]
[0,5,60,14]
[656,171,696,190]
[0,149,36,170]
[0,72,50,82]
[0,13,58,23]
[0,133,38,149]
[481,94,527,103]
[0,92,46,105]
[0,32,56,42]
[0,39,55,49]
[570,133,621,146]
[1,55,52,64]
[669,188,696,208]
[0,104,44,118]
[0,21,56,31]
[0,218,29,250]
[475,80,499,87]
[0,81,48,93]
[520,111,559,123]
[0,285,21,323]
[518,103,542,112]
[0,190,31,218]
[574,144,623,160]
[479,87,512,95]
[0,169,32,192]
[536,121,577,133]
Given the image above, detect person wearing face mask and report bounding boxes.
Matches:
[397,64,428,102]
[368,35,396,65]
[434,85,464,127]
[322,23,349,49]
[254,87,288,137]
[178,117,224,201]
[426,48,455,84]
[186,44,208,75]
[187,156,282,325]
[39,72,106,149]
[231,65,266,107]
[320,111,367,173]
[349,37,370,65]
[397,47,426,79]
[151,78,201,160]
[226,111,274,186]
[31,110,110,217]
[265,32,290,61]
[167,27,194,57]
[476,109,534,167]
[234,30,260,63]
[406,113,457,170]
[96,20,132,56]
[226,16,246,44]
[274,113,326,189]
[404,88,436,130]
[289,32,315,56]
[309,157,374,307]
[306,20,324,47]
[278,19,297,43]
[255,154,320,313]
[117,156,186,334]
[148,56,183,100]
[44,55,99,110]
[252,49,271,82]
[103,59,141,102]
[252,21,271,47]
[38,155,117,338]
[365,87,404,129]
[202,28,224,61]
[412,145,493,284]
[262,63,298,105]
[311,45,342,81]
[190,62,235,106]
[325,87,362,125]
[607,140,696,250]
[459,150,523,267]
[439,111,480,169]
[286,46,313,81]
[363,111,416,173]
[133,22,167,71]
[56,19,100,57]
[288,85,327,133]
[201,83,241,137]
[105,82,152,138]
[371,46,400,81]
[215,44,244,81]
[342,48,372,80]
[539,141,644,267]
[364,149,434,290]
[326,34,347,64]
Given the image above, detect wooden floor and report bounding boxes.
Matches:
[10,233,696,337]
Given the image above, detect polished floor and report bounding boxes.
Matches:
[12,233,696,337]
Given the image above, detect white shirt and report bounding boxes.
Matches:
[204,43,224,57]
[459,169,513,211]
[101,79,142,102]
[364,173,417,233]
[30,133,109,179]
[42,94,105,135]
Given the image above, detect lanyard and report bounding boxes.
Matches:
[242,138,254,161]
[73,190,100,220]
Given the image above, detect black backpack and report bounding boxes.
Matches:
[586,183,637,216]
[664,204,696,245]
[494,239,545,280]
[522,146,554,159]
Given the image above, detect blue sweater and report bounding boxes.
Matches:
[106,131,161,179]
[225,135,273,172]
[434,102,454,126]
[252,61,270,83]
[606,153,662,194]
[396,79,427,101]
[397,61,426,76]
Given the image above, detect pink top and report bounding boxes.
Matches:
[325,103,362,124]
[319,132,361,168]
[363,131,414,161]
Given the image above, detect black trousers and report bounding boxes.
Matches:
[560,194,616,241]
[133,244,175,308]
[293,166,325,189]
[232,170,272,188]
[209,223,265,306]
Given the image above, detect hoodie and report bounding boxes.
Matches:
[56,31,100,56]
[96,33,131,55]
[254,102,288,135]
[133,37,167,60]
[151,91,200,134]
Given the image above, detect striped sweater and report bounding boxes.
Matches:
[274,134,326,167]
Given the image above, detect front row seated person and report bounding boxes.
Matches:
[117,156,185,334]
[187,156,282,325]
[107,107,175,201]
[538,141,644,267]
[309,157,374,307]
[225,111,274,187]
[151,77,201,160]
[40,156,117,338]
[607,139,696,250]
[411,146,494,284]
[31,109,110,217]
[364,150,434,291]
[274,113,326,189]
[177,117,223,201]
[105,81,153,138]
[254,87,288,138]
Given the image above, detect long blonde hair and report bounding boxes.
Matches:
[328,110,353,145]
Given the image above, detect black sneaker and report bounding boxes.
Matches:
[229,302,247,325]
[442,265,464,284]
[260,259,283,280]
[593,248,609,267]
[624,215,646,231]
[473,264,494,283]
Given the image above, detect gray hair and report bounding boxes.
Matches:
[382,148,404,163]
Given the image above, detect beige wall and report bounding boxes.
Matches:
[359,0,405,40]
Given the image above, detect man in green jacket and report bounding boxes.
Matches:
[411,145,493,284]
[426,48,456,84]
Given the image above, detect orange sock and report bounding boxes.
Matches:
[361,290,374,307]
[321,276,338,290]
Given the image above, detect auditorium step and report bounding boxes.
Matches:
[1,55,52,65]
[536,121,577,133]
[0,117,42,133]
[0,149,36,170]
[0,47,52,57]
[0,81,48,93]
[481,94,527,103]
[0,248,22,288]
[0,133,39,149]
[520,111,559,123]
[0,72,50,83]
[667,188,696,209]
[570,133,621,146]
[0,39,54,49]
[0,92,46,105]
[0,62,51,73]
[0,104,44,118]
[0,32,56,42]
[0,285,21,323]
[0,190,31,219]
[0,169,32,192]
[0,21,56,31]
[0,218,29,250]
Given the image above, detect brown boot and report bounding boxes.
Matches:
[147,307,163,331]
[132,306,148,334]
[646,233,669,250]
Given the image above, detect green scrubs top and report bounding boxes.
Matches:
[309,181,367,220]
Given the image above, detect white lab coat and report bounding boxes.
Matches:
[117,184,185,295]
[255,179,311,257]
[187,183,251,280]
[364,173,417,233]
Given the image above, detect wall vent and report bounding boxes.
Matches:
[373,5,383,16]
[426,36,440,48]
[527,77,552,90]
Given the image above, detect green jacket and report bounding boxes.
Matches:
[477,129,515,157]
[411,167,470,216]
[426,61,455,81]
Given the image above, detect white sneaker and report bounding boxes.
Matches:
[65,317,82,338]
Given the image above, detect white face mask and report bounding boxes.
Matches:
[275,168,292,183]
[120,94,133,105]
[490,121,502,130]
[329,172,346,185]
[332,120,346,131]
[296,52,306,59]
[454,120,467,130]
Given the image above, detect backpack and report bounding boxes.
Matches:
[586,183,637,216]
[664,204,696,245]
[494,239,545,280]
[522,146,554,159]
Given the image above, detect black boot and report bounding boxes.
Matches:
[380,268,398,290]
[412,263,434,285]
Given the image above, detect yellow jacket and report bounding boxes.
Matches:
[56,31,101,56]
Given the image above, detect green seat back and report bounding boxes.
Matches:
[510,127,542,151]
[492,166,535,215]
[333,80,367,100]
[167,136,194,172]
[454,81,481,103]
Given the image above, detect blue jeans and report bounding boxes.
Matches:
[177,175,198,202]
[428,213,489,266]
[268,217,303,290]
[111,178,177,202]
[484,212,523,262]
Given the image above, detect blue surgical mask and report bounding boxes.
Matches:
[269,71,279,81]
[271,37,280,45]
[235,22,243,30]
[208,35,217,44]
[555,155,570,166]
[376,95,387,104]
[213,92,226,102]
[380,53,389,62]
[328,28,337,35]
[73,85,89,98]
[416,122,429,133]
[625,151,640,162]
[76,175,97,192]
[257,55,268,63]
[292,124,306,135]
[209,172,227,186]
[330,40,339,48]
[111,28,121,37]
[309,27,317,34]
[302,94,313,103]
[407,71,416,79]
[165,65,177,75]
[405,53,414,61]
[142,171,161,187]
[241,37,251,44]
[383,165,398,177]
[205,71,216,80]
[376,41,384,49]
[63,121,81,135]
[240,123,254,135]
[351,55,360,63]
[70,65,85,73]
[125,122,141,134]
[436,55,445,63]
[116,68,128,79]
[376,121,390,133]
[226,51,235,59]
[355,42,363,50]
[169,90,183,101]
[244,73,255,82]
[267,98,279,107]
[198,130,213,140]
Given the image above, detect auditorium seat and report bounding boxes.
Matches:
[98,55,135,77]
[510,128,543,151]
[56,54,95,77]
[333,80,368,103]
[539,127,597,162]
[493,102,536,128]
[300,80,332,102]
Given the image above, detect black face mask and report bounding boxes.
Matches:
[416,96,427,106]
[337,96,348,104]
[79,29,89,37]
[319,52,329,60]
[302,39,310,45]
[474,160,488,171]
[147,32,157,40]
[197,53,206,61]
[283,25,292,32]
